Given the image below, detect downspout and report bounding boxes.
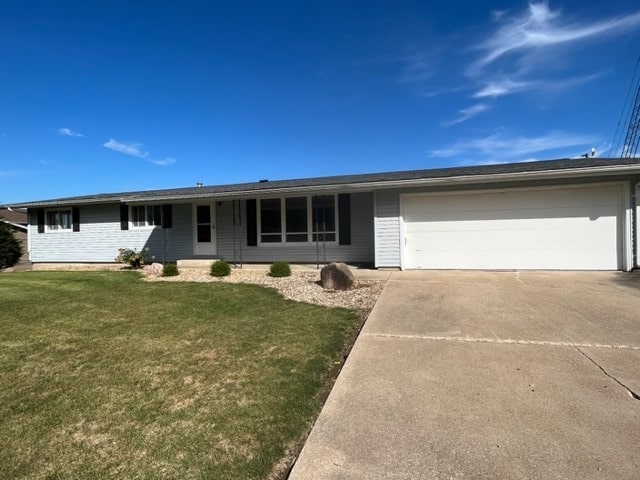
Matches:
[27,208,32,263]
[634,182,640,269]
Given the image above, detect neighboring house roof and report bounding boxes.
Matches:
[0,208,28,230]
[6,157,640,208]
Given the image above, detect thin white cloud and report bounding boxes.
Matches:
[57,128,83,138]
[103,138,175,167]
[429,131,594,160]
[396,52,435,84]
[103,138,149,158]
[473,79,532,98]
[151,158,176,166]
[472,3,640,72]
[473,72,607,98]
[442,103,491,126]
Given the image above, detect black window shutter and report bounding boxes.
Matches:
[246,199,257,246]
[72,207,80,232]
[162,204,172,229]
[120,204,129,230]
[36,209,45,234]
[338,193,351,245]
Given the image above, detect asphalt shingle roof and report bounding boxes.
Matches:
[7,157,640,208]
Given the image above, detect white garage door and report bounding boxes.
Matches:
[402,185,623,270]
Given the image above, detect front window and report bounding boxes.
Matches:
[131,205,161,228]
[312,195,336,242]
[285,197,308,242]
[46,209,71,231]
[260,198,282,243]
[258,195,336,245]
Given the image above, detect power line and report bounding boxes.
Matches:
[612,56,640,157]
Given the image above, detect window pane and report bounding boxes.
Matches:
[60,211,71,229]
[132,206,145,226]
[197,224,211,242]
[286,233,308,242]
[312,195,336,232]
[196,205,210,224]
[285,197,307,241]
[260,198,281,235]
[46,211,56,229]
[146,206,155,226]
[261,234,282,243]
[313,233,336,242]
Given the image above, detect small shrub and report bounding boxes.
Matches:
[115,247,151,268]
[269,261,291,277]
[162,264,179,277]
[0,222,22,269]
[211,259,231,277]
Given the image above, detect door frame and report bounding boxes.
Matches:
[192,203,217,256]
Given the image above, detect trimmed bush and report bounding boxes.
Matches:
[269,261,291,278]
[162,264,179,277]
[0,222,22,269]
[115,247,151,268]
[211,260,231,277]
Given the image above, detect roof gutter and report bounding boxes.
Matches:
[0,219,28,231]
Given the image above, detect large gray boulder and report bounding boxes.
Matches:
[320,262,355,290]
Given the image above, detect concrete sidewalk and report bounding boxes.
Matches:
[289,271,640,479]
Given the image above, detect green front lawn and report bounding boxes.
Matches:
[0,272,359,479]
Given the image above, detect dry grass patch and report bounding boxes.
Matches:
[0,272,360,479]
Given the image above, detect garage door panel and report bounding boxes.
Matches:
[403,204,620,224]
[410,249,617,270]
[403,188,620,219]
[402,186,622,270]
[408,223,617,252]
[405,212,618,234]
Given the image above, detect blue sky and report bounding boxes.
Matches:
[2,1,640,204]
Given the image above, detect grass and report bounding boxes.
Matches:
[0,272,360,479]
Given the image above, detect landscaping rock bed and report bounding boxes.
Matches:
[145,268,386,314]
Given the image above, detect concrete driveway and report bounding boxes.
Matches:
[289,271,640,479]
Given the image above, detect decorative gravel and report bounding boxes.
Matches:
[145,269,386,314]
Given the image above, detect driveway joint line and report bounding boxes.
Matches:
[364,333,640,350]
[576,347,640,400]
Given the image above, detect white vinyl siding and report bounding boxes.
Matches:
[374,190,402,268]
[29,203,194,263]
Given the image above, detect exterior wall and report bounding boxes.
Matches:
[373,190,402,268]
[216,192,375,264]
[28,192,375,265]
[28,203,193,263]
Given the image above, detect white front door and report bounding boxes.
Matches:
[193,203,217,256]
